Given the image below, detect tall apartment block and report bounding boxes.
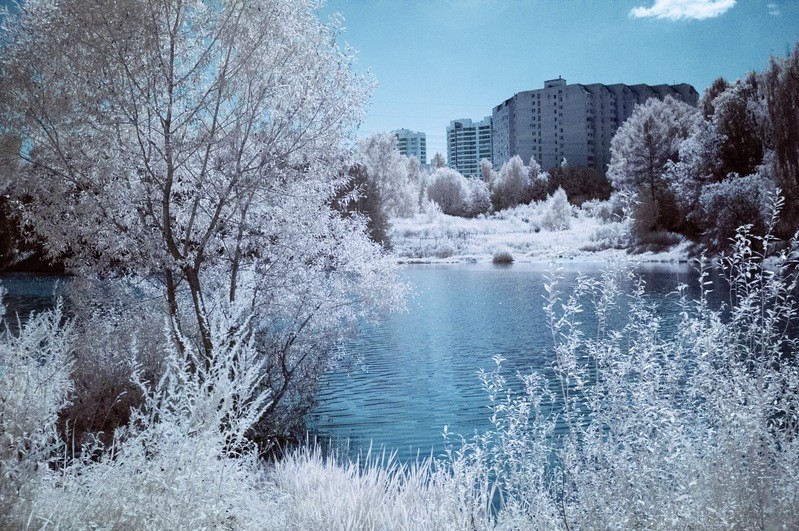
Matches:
[393,128,427,164]
[492,78,699,173]
[446,117,492,177]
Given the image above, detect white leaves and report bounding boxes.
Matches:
[425,167,472,217]
[541,187,573,231]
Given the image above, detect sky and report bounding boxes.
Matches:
[2,0,797,163]
[320,0,799,162]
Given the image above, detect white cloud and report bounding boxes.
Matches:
[630,0,736,20]
[767,2,780,16]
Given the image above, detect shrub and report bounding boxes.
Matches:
[0,300,74,528]
[540,187,572,231]
[699,173,767,251]
[492,251,514,264]
[426,168,471,217]
[20,301,276,529]
[587,219,632,250]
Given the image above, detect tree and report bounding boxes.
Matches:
[541,187,572,231]
[426,167,471,216]
[711,74,768,180]
[479,157,495,185]
[334,163,390,247]
[432,152,446,169]
[608,96,698,232]
[467,178,491,217]
[665,118,726,236]
[491,155,532,211]
[764,43,799,233]
[0,0,404,438]
[358,133,416,218]
[700,77,730,120]
[527,156,548,202]
[0,134,21,269]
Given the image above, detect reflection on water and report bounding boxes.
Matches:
[306,262,711,462]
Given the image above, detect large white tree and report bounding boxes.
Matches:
[608,96,698,232]
[0,0,404,432]
[492,155,533,211]
[358,133,417,219]
[608,96,698,203]
[426,167,471,216]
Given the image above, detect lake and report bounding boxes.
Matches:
[0,263,712,462]
[305,261,710,462]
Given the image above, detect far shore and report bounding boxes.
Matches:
[389,211,693,266]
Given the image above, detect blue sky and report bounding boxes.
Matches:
[2,0,797,163]
[321,0,799,162]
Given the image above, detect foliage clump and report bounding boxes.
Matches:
[492,251,514,264]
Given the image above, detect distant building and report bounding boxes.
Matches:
[492,78,699,173]
[393,129,427,164]
[446,117,492,177]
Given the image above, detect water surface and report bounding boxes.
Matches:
[306,262,703,461]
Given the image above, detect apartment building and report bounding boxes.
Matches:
[393,128,427,164]
[446,117,492,177]
[492,78,699,173]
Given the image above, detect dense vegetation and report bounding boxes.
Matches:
[1,0,798,528]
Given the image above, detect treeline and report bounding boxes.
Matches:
[609,44,799,250]
[338,134,611,247]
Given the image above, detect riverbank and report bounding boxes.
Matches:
[389,211,693,265]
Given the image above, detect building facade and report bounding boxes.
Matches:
[446,117,492,177]
[393,128,427,164]
[491,78,699,173]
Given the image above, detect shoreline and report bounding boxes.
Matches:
[389,212,694,266]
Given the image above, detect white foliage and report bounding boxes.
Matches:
[479,157,496,185]
[540,187,572,231]
[698,172,770,249]
[492,155,532,211]
[25,306,276,529]
[0,0,406,430]
[0,303,74,527]
[449,219,799,529]
[665,117,725,223]
[608,96,699,198]
[426,167,472,217]
[468,178,492,217]
[359,133,418,218]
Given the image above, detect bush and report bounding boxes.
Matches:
[6,299,277,529]
[0,301,73,528]
[540,187,572,231]
[426,168,471,217]
[699,173,767,252]
[587,220,632,251]
[492,251,514,264]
